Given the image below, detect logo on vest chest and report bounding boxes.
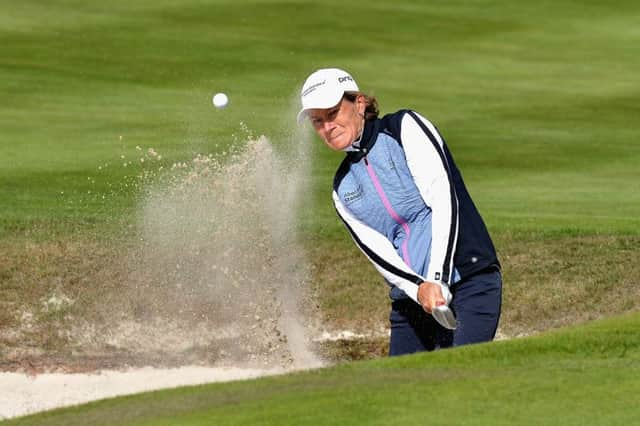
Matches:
[343,185,364,204]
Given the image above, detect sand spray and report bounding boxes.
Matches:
[93,115,324,369]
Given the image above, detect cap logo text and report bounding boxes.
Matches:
[338,76,353,83]
[302,80,326,97]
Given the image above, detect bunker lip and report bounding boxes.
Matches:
[0,326,513,420]
[0,327,388,420]
[1,326,383,375]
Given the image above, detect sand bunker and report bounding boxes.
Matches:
[0,366,286,419]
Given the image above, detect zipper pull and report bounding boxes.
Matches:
[362,148,369,165]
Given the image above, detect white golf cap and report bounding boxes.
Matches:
[297,68,359,123]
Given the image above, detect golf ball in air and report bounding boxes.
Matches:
[212,93,229,108]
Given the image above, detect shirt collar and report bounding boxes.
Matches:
[341,132,363,152]
[345,118,380,161]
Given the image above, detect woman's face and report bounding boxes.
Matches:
[308,95,365,151]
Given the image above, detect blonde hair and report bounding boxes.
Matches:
[344,91,379,120]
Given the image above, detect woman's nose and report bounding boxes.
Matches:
[323,119,335,132]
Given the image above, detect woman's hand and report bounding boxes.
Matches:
[417,281,447,313]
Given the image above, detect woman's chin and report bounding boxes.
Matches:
[327,138,350,151]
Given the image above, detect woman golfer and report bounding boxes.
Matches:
[298,68,502,355]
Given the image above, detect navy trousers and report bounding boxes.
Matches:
[389,268,502,356]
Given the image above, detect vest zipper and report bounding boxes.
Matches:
[364,158,412,267]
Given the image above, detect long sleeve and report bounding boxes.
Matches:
[333,190,425,303]
[400,111,459,285]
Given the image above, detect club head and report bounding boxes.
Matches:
[432,305,457,330]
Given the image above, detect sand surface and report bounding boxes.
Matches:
[0,365,284,420]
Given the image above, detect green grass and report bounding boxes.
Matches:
[1,0,639,238]
[5,312,640,425]
[1,1,640,422]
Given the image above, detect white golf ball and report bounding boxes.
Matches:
[212,92,229,108]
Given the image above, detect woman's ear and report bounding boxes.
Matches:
[356,95,366,115]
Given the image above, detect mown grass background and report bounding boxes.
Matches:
[2,0,639,235]
[1,0,640,422]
